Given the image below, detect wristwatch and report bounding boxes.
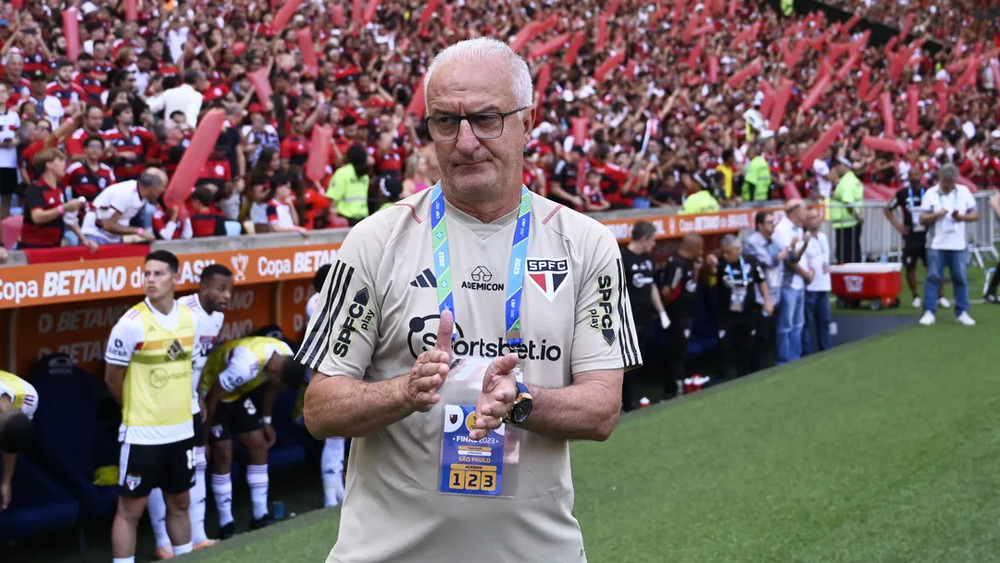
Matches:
[503,381,533,425]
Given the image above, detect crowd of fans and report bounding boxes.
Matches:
[0,0,998,252]
[824,0,1000,46]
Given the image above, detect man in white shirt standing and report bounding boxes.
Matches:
[918,164,978,326]
[145,70,204,129]
[771,199,812,364]
[81,169,167,245]
[802,208,832,354]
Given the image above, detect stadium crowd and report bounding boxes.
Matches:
[0,0,997,252]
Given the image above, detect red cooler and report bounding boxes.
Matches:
[829,263,902,310]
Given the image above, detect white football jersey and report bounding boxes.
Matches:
[179,293,224,414]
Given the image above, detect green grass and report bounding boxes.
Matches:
[183,305,1000,563]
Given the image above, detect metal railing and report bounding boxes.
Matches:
[821,192,999,266]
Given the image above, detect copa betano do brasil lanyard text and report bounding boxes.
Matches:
[430,184,531,346]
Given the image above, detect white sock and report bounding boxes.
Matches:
[112,558,135,563]
[211,472,234,527]
[172,542,193,555]
[246,464,269,520]
[321,438,345,507]
[147,488,172,550]
[189,446,209,544]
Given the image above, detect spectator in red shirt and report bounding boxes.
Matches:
[66,104,107,161]
[46,60,86,109]
[21,103,85,184]
[102,102,160,181]
[65,136,117,202]
[73,54,106,106]
[188,185,227,238]
[265,173,306,235]
[18,148,95,250]
[280,115,310,168]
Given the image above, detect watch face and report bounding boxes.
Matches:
[511,399,532,424]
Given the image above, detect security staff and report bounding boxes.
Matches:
[620,221,670,410]
[658,234,710,398]
[830,158,864,263]
[713,235,773,381]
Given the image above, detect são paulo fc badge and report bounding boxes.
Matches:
[125,474,141,491]
[526,258,570,302]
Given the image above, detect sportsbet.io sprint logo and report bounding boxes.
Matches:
[333,288,375,357]
[406,314,562,362]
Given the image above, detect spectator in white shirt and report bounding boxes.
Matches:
[771,199,812,364]
[81,168,168,245]
[145,69,204,128]
[918,164,978,326]
[802,208,832,354]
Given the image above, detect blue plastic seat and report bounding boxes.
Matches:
[30,354,121,518]
[0,455,80,542]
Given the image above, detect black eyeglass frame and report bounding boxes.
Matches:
[422,105,531,143]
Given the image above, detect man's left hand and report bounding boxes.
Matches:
[470,354,519,441]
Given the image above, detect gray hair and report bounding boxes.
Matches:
[424,37,533,113]
[939,163,959,181]
[720,234,741,250]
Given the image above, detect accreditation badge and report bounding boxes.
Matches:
[729,285,747,313]
[438,357,522,498]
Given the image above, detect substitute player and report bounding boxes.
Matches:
[0,371,39,511]
[297,38,640,562]
[305,264,346,508]
[105,251,202,563]
[147,264,233,559]
[201,337,306,539]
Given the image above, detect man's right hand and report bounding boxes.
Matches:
[401,309,455,413]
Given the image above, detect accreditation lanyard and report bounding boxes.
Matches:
[430,184,532,346]
[907,186,925,210]
[725,256,747,286]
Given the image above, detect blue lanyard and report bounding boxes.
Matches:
[907,186,924,209]
[430,184,532,346]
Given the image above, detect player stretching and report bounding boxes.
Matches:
[105,251,202,563]
[0,370,38,511]
[201,337,306,539]
[147,265,233,559]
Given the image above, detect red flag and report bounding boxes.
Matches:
[571,117,588,143]
[905,85,920,135]
[726,59,762,89]
[62,9,81,62]
[363,0,380,25]
[707,56,719,84]
[880,91,895,138]
[248,68,273,104]
[798,74,831,114]
[332,4,346,27]
[862,135,908,155]
[306,126,332,182]
[165,109,226,213]
[594,52,625,82]
[596,14,609,53]
[297,29,319,77]
[534,63,552,107]
[408,75,426,118]
[419,0,439,32]
[563,31,586,67]
[273,0,306,33]
[857,65,871,99]
[352,0,363,27]
[769,78,793,132]
[443,4,454,29]
[528,33,570,61]
[125,0,137,21]
[759,80,775,118]
[801,119,845,169]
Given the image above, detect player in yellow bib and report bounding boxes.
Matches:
[105,251,205,563]
[201,336,305,539]
[0,370,38,511]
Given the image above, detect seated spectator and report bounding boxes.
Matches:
[580,170,611,212]
[81,169,168,245]
[18,148,95,250]
[189,185,227,238]
[151,202,189,240]
[248,174,274,233]
[64,136,116,202]
[266,174,307,235]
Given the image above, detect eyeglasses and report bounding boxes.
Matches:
[423,106,530,143]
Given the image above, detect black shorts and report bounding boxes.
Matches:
[0,168,17,196]
[118,440,195,498]
[190,414,205,448]
[903,232,927,267]
[209,397,263,442]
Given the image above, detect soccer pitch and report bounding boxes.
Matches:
[185,305,1000,563]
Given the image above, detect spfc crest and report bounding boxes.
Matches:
[526,258,570,302]
[125,474,141,491]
